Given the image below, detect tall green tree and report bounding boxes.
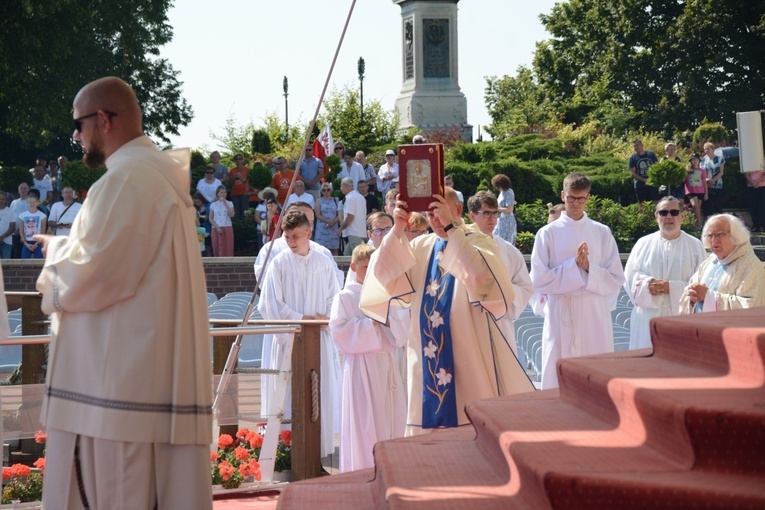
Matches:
[485,66,552,140]
[0,0,193,164]
[319,85,397,151]
[522,0,765,137]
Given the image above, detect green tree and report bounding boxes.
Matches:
[0,0,193,165]
[527,0,765,136]
[213,116,257,158]
[485,66,552,140]
[319,85,397,151]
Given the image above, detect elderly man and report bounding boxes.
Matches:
[624,196,707,349]
[680,214,765,313]
[361,188,533,436]
[34,77,212,509]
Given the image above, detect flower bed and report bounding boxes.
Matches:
[211,426,292,489]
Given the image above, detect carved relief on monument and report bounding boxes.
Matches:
[414,103,425,123]
[422,18,449,78]
[404,19,414,80]
[452,99,466,121]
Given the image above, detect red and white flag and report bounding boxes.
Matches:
[313,123,333,163]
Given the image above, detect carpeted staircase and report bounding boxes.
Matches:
[277,308,765,509]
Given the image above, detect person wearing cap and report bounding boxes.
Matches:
[378,149,399,196]
[628,139,659,206]
[624,196,706,350]
[663,142,685,198]
[685,153,708,229]
[299,144,324,201]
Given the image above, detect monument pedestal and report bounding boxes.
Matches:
[393,0,472,142]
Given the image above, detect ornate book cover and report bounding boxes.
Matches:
[397,143,445,212]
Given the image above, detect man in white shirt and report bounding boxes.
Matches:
[32,164,54,208]
[336,177,368,255]
[284,180,315,209]
[377,150,399,196]
[337,150,365,190]
[47,186,83,237]
[10,183,30,258]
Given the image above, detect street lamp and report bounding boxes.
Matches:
[358,57,365,125]
[283,76,289,139]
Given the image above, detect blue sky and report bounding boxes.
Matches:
[160,0,562,151]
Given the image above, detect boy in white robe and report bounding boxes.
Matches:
[330,244,406,473]
[624,196,706,349]
[466,191,534,354]
[530,172,625,390]
[258,209,340,457]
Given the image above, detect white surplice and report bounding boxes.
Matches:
[530,212,625,389]
[329,281,406,472]
[255,237,344,420]
[257,246,340,456]
[360,226,534,436]
[491,234,534,354]
[624,231,706,349]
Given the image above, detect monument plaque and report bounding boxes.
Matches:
[423,19,449,78]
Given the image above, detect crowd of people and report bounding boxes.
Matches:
[0,156,82,259]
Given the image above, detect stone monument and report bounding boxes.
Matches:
[392,0,472,142]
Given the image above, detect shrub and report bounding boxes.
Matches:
[0,165,33,194]
[247,162,273,191]
[647,159,686,189]
[191,150,207,169]
[515,231,536,254]
[693,123,730,146]
[60,160,106,196]
[251,129,272,155]
[515,199,550,234]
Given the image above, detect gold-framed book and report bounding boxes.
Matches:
[397,143,445,212]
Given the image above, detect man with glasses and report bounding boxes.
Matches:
[299,145,324,201]
[34,76,212,509]
[624,196,706,350]
[680,214,765,313]
[467,191,534,354]
[530,172,624,389]
[271,156,298,205]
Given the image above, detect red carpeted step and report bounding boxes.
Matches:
[276,469,378,510]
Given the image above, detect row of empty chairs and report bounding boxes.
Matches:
[515,287,636,382]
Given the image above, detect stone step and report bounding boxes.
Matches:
[275,468,378,509]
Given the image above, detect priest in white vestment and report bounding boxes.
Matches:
[680,214,765,313]
[530,173,625,390]
[624,196,706,349]
[34,77,212,509]
[466,191,534,354]
[361,188,534,437]
[258,209,340,457]
[330,244,406,472]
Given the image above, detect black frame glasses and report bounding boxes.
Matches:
[656,209,681,217]
[73,110,117,133]
[370,227,393,236]
[564,194,589,204]
[475,210,501,218]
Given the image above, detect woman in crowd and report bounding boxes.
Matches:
[315,182,341,255]
[685,153,708,229]
[196,165,222,203]
[701,142,725,216]
[491,173,517,245]
[209,185,235,257]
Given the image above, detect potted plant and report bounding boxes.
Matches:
[210,429,263,489]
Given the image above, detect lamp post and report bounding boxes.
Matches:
[358,57,365,125]
[283,76,289,140]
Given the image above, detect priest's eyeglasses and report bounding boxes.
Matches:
[73,111,117,133]
[475,210,501,218]
[564,194,589,204]
[704,231,729,241]
[657,209,681,217]
[370,227,393,236]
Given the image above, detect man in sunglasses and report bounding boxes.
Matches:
[34,77,213,509]
[624,196,706,350]
[530,172,625,390]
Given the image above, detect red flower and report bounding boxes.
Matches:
[234,446,250,461]
[248,432,264,449]
[11,464,30,477]
[218,434,234,449]
[280,430,292,446]
[236,428,250,440]
[33,457,46,473]
[247,459,262,481]
[210,451,219,462]
[218,461,235,481]
[34,430,47,444]
[2,467,11,481]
